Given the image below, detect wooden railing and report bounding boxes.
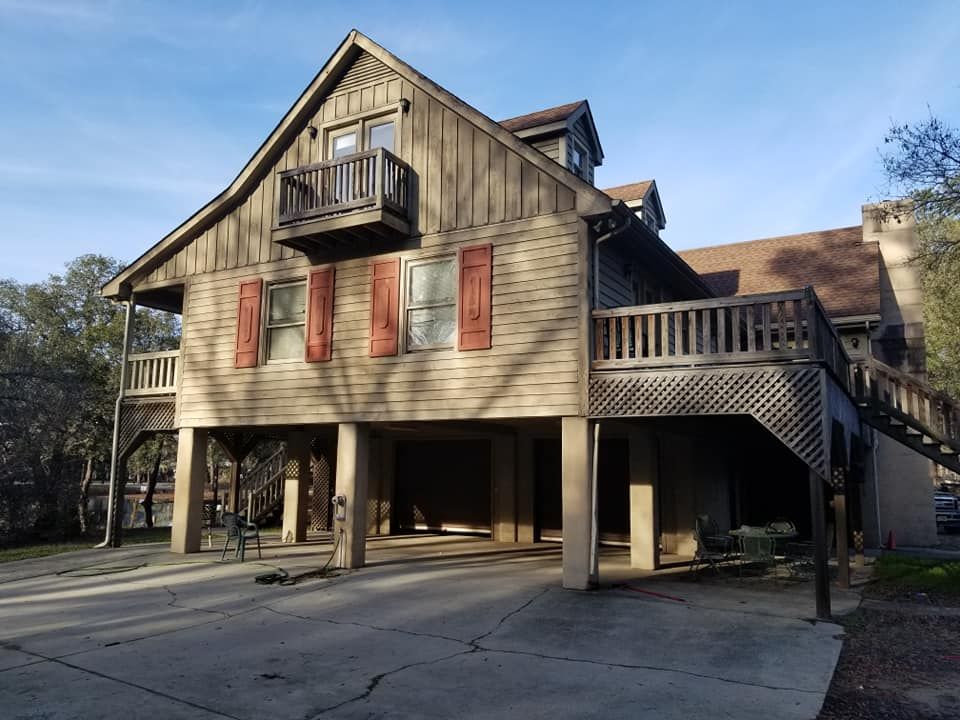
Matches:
[125,350,179,397]
[853,356,960,450]
[592,287,851,389]
[277,147,410,225]
[238,447,287,523]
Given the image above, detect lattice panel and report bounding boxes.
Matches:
[118,398,176,459]
[310,453,333,531]
[590,367,827,478]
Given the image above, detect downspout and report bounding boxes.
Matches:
[97,298,135,549]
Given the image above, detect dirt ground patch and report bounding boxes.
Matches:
[819,606,960,719]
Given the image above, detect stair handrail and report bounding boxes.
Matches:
[853,356,960,450]
[237,446,287,505]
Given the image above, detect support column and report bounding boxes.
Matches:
[336,423,370,569]
[281,431,311,543]
[492,435,517,542]
[628,426,659,570]
[226,459,241,513]
[562,417,597,589]
[171,427,208,554]
[516,432,535,543]
[809,469,831,620]
[834,491,850,589]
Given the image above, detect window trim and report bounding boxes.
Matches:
[323,110,400,162]
[263,278,307,364]
[401,254,458,353]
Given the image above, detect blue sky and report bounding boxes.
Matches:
[0,0,957,282]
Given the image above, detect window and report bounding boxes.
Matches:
[331,130,357,159]
[266,281,306,361]
[405,257,456,350]
[571,141,588,179]
[367,120,395,152]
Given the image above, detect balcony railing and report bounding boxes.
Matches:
[592,288,851,390]
[124,350,179,397]
[277,147,410,226]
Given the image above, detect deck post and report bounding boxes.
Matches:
[809,469,832,620]
[562,417,597,589]
[226,460,241,513]
[628,426,660,570]
[834,491,850,589]
[492,435,518,542]
[336,422,370,569]
[516,431,536,543]
[171,427,208,553]
[281,431,311,543]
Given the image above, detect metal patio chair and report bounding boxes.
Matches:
[221,512,262,562]
[738,534,778,578]
[691,514,735,575]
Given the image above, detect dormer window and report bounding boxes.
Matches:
[571,144,586,178]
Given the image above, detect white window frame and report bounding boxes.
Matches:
[264,279,307,364]
[324,111,399,161]
[402,254,458,353]
[571,140,588,179]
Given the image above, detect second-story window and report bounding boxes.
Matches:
[405,257,456,351]
[266,281,306,361]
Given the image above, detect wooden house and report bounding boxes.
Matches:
[101,31,959,619]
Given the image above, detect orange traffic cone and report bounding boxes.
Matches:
[886,530,897,550]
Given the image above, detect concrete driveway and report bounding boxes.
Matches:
[0,535,853,719]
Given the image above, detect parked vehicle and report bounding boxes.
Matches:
[935,492,960,533]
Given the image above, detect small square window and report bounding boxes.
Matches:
[405,257,456,350]
[266,281,306,361]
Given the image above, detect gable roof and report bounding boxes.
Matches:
[603,180,665,230]
[603,180,653,203]
[678,226,881,319]
[499,101,585,132]
[102,32,613,299]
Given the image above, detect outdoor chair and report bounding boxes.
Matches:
[738,535,778,578]
[765,518,797,535]
[221,512,261,562]
[691,514,735,575]
[784,540,816,579]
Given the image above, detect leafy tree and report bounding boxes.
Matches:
[882,113,960,397]
[0,255,180,542]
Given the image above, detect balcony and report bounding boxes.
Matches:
[124,350,179,397]
[272,147,412,253]
[591,288,850,390]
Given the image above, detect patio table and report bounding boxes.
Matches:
[729,527,798,574]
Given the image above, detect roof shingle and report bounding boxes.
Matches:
[499,101,585,132]
[603,180,653,203]
[678,226,880,319]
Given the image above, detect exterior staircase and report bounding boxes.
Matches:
[237,446,287,525]
[853,357,960,474]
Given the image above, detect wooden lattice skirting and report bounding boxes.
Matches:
[589,365,827,478]
[119,397,177,459]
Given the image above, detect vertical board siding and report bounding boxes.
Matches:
[144,52,579,287]
[178,212,583,425]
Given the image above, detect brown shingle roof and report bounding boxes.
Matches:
[603,180,653,203]
[499,100,585,132]
[678,226,880,319]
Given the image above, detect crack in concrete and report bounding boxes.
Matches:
[162,585,233,620]
[2,645,244,719]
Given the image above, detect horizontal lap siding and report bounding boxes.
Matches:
[177,213,584,426]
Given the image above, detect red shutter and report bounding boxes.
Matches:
[458,244,493,350]
[234,278,263,368]
[369,258,400,357]
[306,267,335,362]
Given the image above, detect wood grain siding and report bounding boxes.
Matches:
[531,137,561,163]
[177,213,584,426]
[598,244,634,308]
[142,51,575,287]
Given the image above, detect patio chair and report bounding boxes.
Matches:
[691,514,735,575]
[765,518,797,535]
[739,535,778,578]
[784,540,816,579]
[221,512,262,562]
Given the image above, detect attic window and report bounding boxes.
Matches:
[571,145,585,178]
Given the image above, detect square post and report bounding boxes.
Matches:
[171,427,208,554]
[282,431,311,543]
[492,435,518,542]
[336,422,370,569]
[562,417,597,589]
[809,469,831,620]
[834,491,850,589]
[516,431,536,543]
[628,426,660,570]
